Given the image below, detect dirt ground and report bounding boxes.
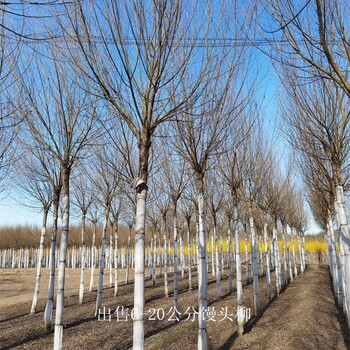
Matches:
[0,264,349,349]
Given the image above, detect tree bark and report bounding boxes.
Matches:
[114,220,119,296]
[247,200,260,317]
[95,205,110,315]
[30,207,49,314]
[234,203,244,335]
[132,182,147,350]
[44,187,60,332]
[89,221,97,292]
[54,166,70,350]
[214,225,220,300]
[173,206,179,309]
[264,222,271,302]
[79,213,86,304]
[227,227,233,294]
[334,180,350,324]
[187,219,192,291]
[196,174,208,350]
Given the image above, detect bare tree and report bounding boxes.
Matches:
[16,49,100,348]
[179,190,195,292]
[72,168,95,304]
[262,0,350,98]
[89,147,121,316]
[279,70,350,323]
[238,126,273,317]
[174,64,245,346]
[15,151,52,314]
[60,2,235,346]
[158,146,187,310]
[206,172,225,300]
[110,195,122,296]
[88,199,101,293]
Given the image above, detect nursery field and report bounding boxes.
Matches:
[0,265,349,350]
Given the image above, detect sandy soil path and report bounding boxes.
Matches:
[233,265,350,350]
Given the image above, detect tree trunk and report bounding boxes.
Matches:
[211,232,215,277]
[243,228,250,283]
[153,231,157,285]
[173,206,179,309]
[89,222,97,292]
[109,229,113,287]
[95,205,110,315]
[227,227,232,293]
[79,213,86,304]
[54,166,70,350]
[334,180,350,325]
[214,225,220,300]
[247,200,260,317]
[164,234,168,297]
[273,217,281,295]
[281,224,288,287]
[30,207,49,314]
[196,174,208,350]
[114,220,119,296]
[44,187,60,332]
[327,211,342,304]
[187,219,192,291]
[181,234,185,279]
[126,229,131,284]
[233,202,244,336]
[132,182,147,350]
[292,228,298,277]
[264,222,271,302]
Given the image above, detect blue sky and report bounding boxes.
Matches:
[0,1,324,235]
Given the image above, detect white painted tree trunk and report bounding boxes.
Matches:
[272,218,282,294]
[187,222,192,291]
[79,214,86,304]
[132,183,147,350]
[180,235,185,279]
[126,232,131,284]
[334,184,350,325]
[328,213,342,304]
[214,225,220,300]
[95,207,110,316]
[243,229,250,283]
[153,232,157,284]
[300,233,306,274]
[196,183,208,350]
[114,222,119,296]
[109,230,113,287]
[297,231,303,275]
[248,204,260,317]
[281,224,288,287]
[264,223,271,302]
[227,227,233,293]
[89,222,96,292]
[292,228,298,277]
[30,208,49,314]
[44,189,60,331]
[164,234,169,297]
[173,209,179,309]
[234,204,244,335]
[54,167,70,350]
[158,237,162,278]
[211,233,215,277]
[287,236,293,281]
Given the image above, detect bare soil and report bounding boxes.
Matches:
[0,264,349,349]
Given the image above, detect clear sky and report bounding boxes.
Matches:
[0,196,43,227]
[0,2,324,235]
